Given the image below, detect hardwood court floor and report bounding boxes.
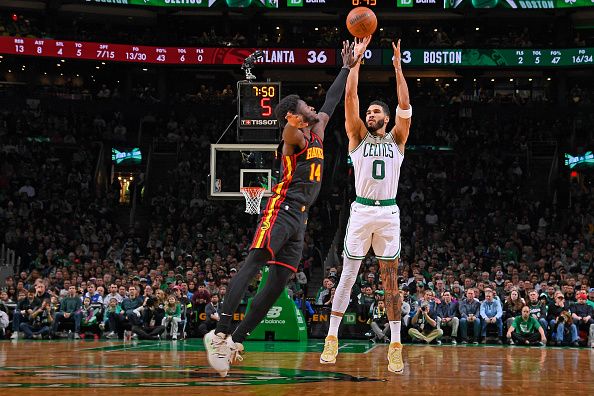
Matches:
[1,339,593,395]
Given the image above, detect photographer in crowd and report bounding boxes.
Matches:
[408,290,443,344]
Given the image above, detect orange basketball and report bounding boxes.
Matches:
[346,7,377,39]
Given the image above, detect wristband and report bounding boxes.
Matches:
[396,105,412,119]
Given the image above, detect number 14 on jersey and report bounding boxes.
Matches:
[309,163,321,182]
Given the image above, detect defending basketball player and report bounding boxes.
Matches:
[320,38,411,375]
[204,40,360,378]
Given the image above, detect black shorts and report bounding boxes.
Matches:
[250,199,308,272]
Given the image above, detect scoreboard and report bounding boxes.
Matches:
[77,0,444,9]
[238,82,281,129]
[77,0,594,8]
[1,37,592,68]
[2,38,334,66]
[344,47,594,67]
[393,48,593,67]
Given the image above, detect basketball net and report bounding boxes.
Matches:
[240,187,265,215]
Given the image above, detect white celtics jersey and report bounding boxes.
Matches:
[349,132,404,200]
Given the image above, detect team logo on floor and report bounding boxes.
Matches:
[0,364,383,388]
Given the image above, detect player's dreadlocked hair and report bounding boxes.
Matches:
[275,94,301,128]
[369,100,391,118]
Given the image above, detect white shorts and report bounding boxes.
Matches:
[343,202,401,260]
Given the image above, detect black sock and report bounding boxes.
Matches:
[215,249,270,335]
[232,264,294,343]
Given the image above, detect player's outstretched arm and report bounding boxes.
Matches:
[282,113,308,149]
[390,39,412,153]
[345,36,371,151]
[314,40,357,140]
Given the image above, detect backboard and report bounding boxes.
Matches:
[209,144,279,200]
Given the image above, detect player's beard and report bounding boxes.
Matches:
[303,113,319,125]
[367,118,385,134]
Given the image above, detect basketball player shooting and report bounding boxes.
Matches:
[204,40,360,378]
[320,38,411,375]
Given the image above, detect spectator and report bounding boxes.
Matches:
[506,305,547,346]
[115,286,144,339]
[571,292,594,347]
[84,283,103,305]
[408,290,443,344]
[399,290,412,328]
[10,288,36,340]
[0,305,8,337]
[315,278,334,305]
[323,287,336,306]
[368,297,389,343]
[20,298,53,339]
[296,267,308,296]
[294,290,314,322]
[587,288,594,309]
[503,289,525,329]
[437,291,459,344]
[131,320,166,340]
[459,289,481,344]
[34,282,50,302]
[51,285,82,339]
[433,279,446,300]
[162,294,182,340]
[191,284,210,308]
[154,289,167,313]
[555,311,579,347]
[547,291,569,339]
[103,284,123,308]
[80,296,100,339]
[358,286,376,314]
[198,293,220,337]
[101,297,121,338]
[480,290,503,344]
[527,290,548,331]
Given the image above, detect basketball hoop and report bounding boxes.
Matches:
[240,187,266,215]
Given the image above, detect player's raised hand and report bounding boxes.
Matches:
[341,40,357,68]
[286,112,308,129]
[353,35,372,62]
[392,39,402,70]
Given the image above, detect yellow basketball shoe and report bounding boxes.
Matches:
[387,342,404,374]
[320,335,339,364]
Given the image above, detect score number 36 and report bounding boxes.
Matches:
[307,50,328,64]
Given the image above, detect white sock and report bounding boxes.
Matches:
[328,314,342,337]
[390,321,401,343]
[327,257,361,339]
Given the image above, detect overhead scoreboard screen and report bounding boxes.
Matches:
[0,37,592,68]
[352,47,594,67]
[1,37,334,66]
[395,48,593,66]
[446,0,594,8]
[79,0,594,7]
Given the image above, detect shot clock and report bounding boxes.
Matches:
[238,82,281,129]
